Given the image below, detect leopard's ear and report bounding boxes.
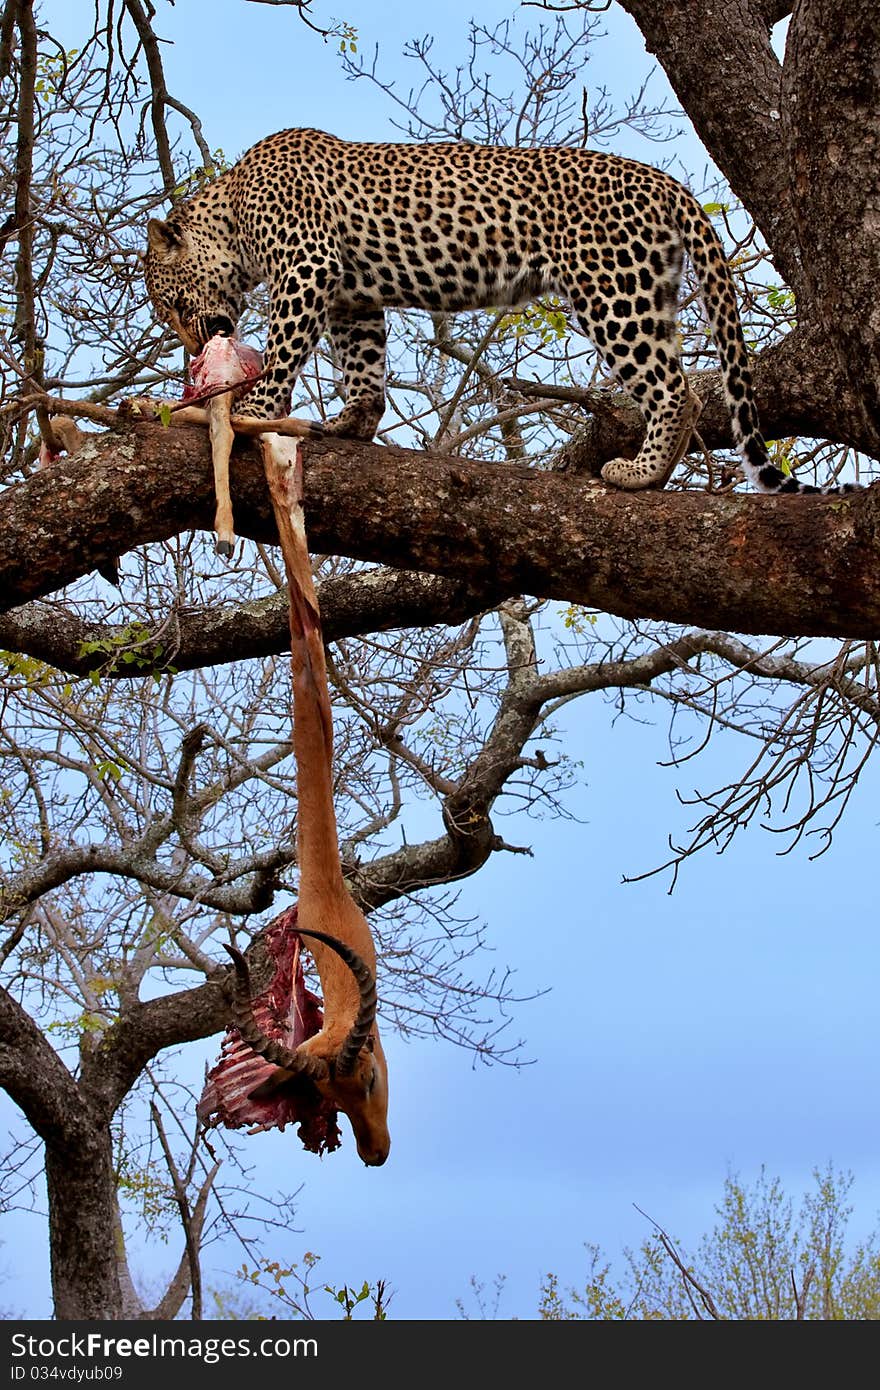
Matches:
[147,218,185,256]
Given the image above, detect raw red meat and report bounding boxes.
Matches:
[183,335,263,401]
[198,906,341,1155]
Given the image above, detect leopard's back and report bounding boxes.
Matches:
[147,128,858,492]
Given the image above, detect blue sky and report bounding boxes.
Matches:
[3,0,878,1320]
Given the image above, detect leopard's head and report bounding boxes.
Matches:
[144,216,243,353]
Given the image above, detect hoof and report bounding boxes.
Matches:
[97,558,120,586]
[215,538,234,559]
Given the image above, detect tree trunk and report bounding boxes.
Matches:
[782,0,880,439]
[45,1121,124,1319]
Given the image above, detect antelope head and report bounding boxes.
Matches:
[223,930,390,1166]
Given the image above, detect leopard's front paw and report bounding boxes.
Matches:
[322,396,384,441]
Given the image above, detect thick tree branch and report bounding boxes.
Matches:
[4,325,877,673]
[526,327,880,476]
[0,569,503,677]
[1,840,290,923]
[122,0,175,192]
[617,0,800,289]
[0,983,86,1143]
[2,419,879,640]
[782,0,880,440]
[79,978,230,1117]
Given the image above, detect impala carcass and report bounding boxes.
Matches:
[200,436,391,1166]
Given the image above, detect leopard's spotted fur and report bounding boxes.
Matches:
[144,127,850,493]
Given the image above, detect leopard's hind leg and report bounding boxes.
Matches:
[324,310,387,439]
[568,241,700,490]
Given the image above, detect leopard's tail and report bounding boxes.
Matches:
[672,185,858,496]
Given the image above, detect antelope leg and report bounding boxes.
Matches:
[207,390,235,558]
[124,397,323,437]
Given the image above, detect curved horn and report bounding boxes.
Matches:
[295,928,377,1078]
[222,943,330,1082]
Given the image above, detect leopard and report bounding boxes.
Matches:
[144,126,852,495]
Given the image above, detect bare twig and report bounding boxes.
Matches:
[634,1204,723,1320]
[122,0,175,192]
[149,1101,204,1320]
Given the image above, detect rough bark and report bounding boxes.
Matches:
[0,984,83,1144]
[0,569,502,677]
[3,319,875,675]
[617,0,880,459]
[782,0,880,439]
[1,966,229,1318]
[618,0,799,288]
[45,1126,123,1320]
[545,327,880,478]
[0,986,124,1317]
[80,979,230,1119]
[3,420,879,641]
